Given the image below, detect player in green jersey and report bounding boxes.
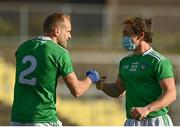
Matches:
[96,17,176,126]
[10,12,100,126]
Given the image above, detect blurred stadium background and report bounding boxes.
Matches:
[0,0,180,125]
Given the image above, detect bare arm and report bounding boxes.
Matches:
[131,78,176,120]
[63,72,92,97]
[145,77,176,112]
[97,77,125,98]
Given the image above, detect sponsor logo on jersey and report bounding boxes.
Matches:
[141,63,148,70]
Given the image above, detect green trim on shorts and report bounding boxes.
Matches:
[165,114,170,126]
[162,115,169,126]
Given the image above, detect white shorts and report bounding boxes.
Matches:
[10,120,62,126]
[124,114,173,126]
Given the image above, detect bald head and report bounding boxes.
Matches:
[43,12,71,34]
[42,12,72,48]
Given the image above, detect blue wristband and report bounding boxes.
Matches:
[86,70,100,83]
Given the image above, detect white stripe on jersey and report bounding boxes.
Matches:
[151,51,165,60]
[144,48,166,62]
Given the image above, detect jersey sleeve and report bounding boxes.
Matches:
[153,59,174,81]
[58,52,74,76]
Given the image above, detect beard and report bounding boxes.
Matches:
[57,40,67,49]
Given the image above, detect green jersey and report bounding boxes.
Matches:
[11,36,74,123]
[119,48,174,119]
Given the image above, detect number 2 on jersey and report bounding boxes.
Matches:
[19,55,37,86]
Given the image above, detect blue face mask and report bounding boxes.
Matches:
[122,36,136,51]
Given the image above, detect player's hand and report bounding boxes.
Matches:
[86,70,100,83]
[130,107,151,120]
[96,76,107,90]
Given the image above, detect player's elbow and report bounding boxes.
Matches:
[104,92,120,98]
[71,94,79,98]
[171,93,176,103]
[119,91,126,97]
[72,93,81,98]
[75,94,81,98]
[113,92,125,98]
[172,96,176,103]
[172,88,176,102]
[113,90,125,98]
[71,89,82,98]
[66,82,82,97]
[169,95,176,106]
[168,90,176,105]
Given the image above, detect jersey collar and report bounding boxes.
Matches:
[38,36,57,43]
[37,36,69,53]
[143,47,153,56]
